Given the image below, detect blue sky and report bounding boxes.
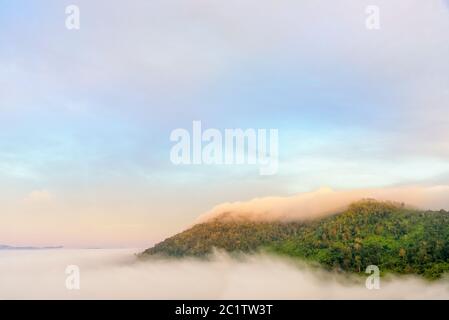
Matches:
[1,0,448,247]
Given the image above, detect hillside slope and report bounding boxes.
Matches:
[142,200,449,279]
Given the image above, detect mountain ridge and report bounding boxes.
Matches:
[0,244,63,250]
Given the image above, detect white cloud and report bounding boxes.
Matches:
[197,185,449,223]
[23,190,54,205]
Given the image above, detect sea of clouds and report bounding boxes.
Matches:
[1,249,449,300]
[3,186,449,299]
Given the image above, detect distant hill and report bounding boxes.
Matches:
[0,244,63,250]
[142,200,449,279]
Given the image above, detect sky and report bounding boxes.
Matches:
[0,0,448,248]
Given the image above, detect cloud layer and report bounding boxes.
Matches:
[1,249,449,299]
[197,185,449,223]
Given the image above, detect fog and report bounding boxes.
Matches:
[197,186,449,223]
[1,249,448,300]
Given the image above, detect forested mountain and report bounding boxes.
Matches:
[142,200,449,279]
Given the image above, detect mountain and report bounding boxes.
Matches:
[142,200,449,279]
[0,244,63,250]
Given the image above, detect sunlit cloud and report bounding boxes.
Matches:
[198,185,449,223]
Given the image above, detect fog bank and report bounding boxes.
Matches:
[1,249,449,300]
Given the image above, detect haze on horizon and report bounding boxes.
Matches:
[1,0,449,248]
